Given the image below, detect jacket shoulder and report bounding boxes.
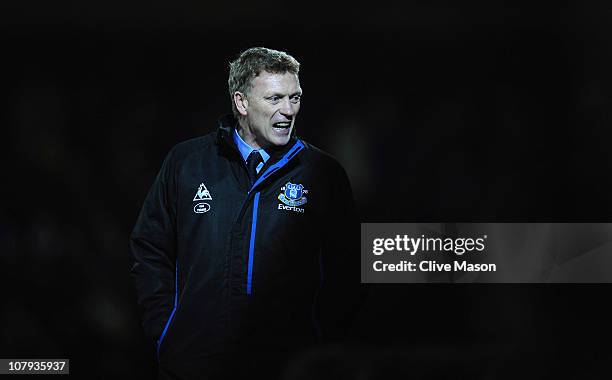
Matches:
[299,140,347,175]
[154,132,218,183]
[166,132,217,162]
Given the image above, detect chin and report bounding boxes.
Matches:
[270,138,291,147]
[268,133,292,146]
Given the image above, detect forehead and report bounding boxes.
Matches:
[250,71,301,94]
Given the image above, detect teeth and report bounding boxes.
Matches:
[274,122,291,128]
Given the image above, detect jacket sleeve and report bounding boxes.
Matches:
[317,162,366,342]
[129,151,178,343]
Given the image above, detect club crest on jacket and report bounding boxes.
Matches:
[278,182,308,207]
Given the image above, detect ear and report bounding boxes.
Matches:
[233,91,248,116]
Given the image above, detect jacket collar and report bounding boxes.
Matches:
[216,114,306,193]
[216,114,301,162]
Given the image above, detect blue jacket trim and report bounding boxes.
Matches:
[247,192,260,295]
[245,139,304,295]
[156,261,178,359]
[250,140,305,192]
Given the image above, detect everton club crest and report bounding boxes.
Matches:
[278,182,308,207]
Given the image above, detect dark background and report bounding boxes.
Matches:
[2,1,612,378]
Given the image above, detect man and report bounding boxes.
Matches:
[130,47,359,379]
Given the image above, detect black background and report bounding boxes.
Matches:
[2,1,611,378]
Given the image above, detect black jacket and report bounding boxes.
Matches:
[129,116,359,378]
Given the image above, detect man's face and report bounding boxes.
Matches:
[239,71,302,149]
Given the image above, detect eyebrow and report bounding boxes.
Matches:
[266,91,302,97]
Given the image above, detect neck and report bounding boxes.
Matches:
[237,119,262,150]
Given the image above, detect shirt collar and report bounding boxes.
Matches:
[233,128,270,164]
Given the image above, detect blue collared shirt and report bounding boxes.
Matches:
[233,128,270,174]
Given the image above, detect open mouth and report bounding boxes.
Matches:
[273,122,292,130]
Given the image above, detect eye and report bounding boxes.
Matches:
[290,95,301,104]
[266,96,280,103]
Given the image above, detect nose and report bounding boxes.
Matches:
[279,98,295,118]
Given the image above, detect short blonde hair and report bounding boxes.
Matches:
[228,47,300,118]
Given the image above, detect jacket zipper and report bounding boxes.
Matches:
[244,140,305,295]
[246,192,260,295]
